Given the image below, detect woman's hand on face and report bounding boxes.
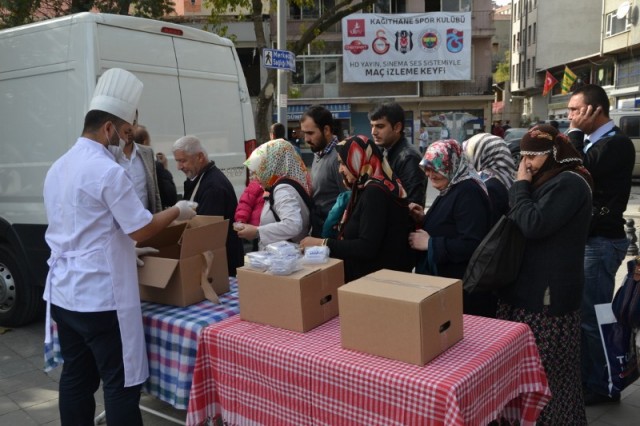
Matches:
[408,202,425,224]
[516,157,533,182]
[237,224,258,240]
[409,229,430,251]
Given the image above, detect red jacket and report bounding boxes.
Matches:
[234,179,265,226]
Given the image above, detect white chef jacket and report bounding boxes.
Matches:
[43,137,153,386]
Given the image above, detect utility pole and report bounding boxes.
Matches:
[276,0,287,125]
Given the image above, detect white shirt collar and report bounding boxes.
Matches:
[584,120,615,153]
[585,120,615,143]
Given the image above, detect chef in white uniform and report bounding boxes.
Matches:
[43,68,197,425]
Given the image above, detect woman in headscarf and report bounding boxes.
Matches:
[463,133,516,225]
[236,139,312,249]
[497,125,593,425]
[301,135,413,282]
[408,139,493,316]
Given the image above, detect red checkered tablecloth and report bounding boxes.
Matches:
[186,315,550,426]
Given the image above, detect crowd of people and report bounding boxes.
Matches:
[44,71,633,424]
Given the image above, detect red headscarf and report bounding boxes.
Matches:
[335,135,407,238]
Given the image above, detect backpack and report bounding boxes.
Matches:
[266,178,314,228]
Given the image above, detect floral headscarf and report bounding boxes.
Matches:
[335,135,407,238]
[463,133,516,189]
[336,135,406,198]
[420,139,487,196]
[244,139,312,195]
[520,124,593,190]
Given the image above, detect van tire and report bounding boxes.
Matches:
[0,244,42,326]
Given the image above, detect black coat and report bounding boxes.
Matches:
[183,162,244,276]
[417,179,491,279]
[568,127,634,239]
[326,184,413,282]
[155,161,178,209]
[386,137,427,207]
[498,172,592,314]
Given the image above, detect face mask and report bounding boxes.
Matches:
[105,127,126,163]
[107,145,124,163]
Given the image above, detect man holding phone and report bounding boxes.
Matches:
[567,84,635,406]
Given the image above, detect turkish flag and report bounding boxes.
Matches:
[542,71,558,97]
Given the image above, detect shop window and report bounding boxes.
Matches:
[442,0,471,12]
[368,0,406,13]
[420,110,485,143]
[290,0,335,20]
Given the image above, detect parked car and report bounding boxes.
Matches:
[610,109,640,177]
[504,127,529,163]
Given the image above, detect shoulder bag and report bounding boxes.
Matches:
[463,209,525,293]
[612,257,640,329]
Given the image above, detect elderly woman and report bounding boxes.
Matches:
[301,135,413,282]
[409,140,492,316]
[497,125,593,424]
[236,139,312,249]
[462,133,516,225]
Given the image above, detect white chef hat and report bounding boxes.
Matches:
[88,68,143,124]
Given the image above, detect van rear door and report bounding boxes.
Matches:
[94,17,253,196]
[174,37,250,195]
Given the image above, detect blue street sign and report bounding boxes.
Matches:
[263,48,296,72]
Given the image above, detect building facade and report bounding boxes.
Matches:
[169,0,498,147]
[509,0,640,123]
[285,0,496,147]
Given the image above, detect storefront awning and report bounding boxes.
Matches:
[273,103,351,122]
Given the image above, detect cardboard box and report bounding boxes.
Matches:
[137,215,230,306]
[338,269,463,365]
[237,258,344,332]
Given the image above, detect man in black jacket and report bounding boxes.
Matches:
[369,102,426,206]
[172,135,243,276]
[567,84,634,406]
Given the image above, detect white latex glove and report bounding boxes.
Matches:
[174,200,198,221]
[135,247,159,267]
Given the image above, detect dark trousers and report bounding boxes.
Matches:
[51,305,143,426]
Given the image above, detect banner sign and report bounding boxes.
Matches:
[342,13,471,83]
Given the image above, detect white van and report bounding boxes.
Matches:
[0,13,256,325]
[610,109,640,177]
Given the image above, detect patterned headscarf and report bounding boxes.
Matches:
[420,139,487,196]
[335,135,407,238]
[520,124,593,190]
[463,133,516,189]
[244,139,312,195]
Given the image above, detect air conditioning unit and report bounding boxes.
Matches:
[517,45,525,54]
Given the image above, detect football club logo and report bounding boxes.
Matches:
[446,29,464,53]
[419,30,439,51]
[347,19,365,37]
[344,40,369,55]
[394,30,413,54]
[372,30,390,55]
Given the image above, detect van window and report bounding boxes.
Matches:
[620,116,640,138]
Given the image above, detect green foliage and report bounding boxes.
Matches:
[493,50,510,83]
[0,0,175,29]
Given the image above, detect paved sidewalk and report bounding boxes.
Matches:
[2,183,640,425]
[2,296,640,425]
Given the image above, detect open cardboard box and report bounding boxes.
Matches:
[338,269,463,365]
[237,258,344,332]
[137,215,230,306]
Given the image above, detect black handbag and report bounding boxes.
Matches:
[463,212,525,293]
